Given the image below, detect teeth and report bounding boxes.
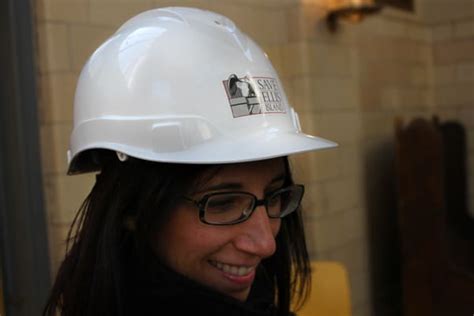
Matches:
[211,261,254,276]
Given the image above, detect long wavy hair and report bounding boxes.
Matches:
[43,151,311,316]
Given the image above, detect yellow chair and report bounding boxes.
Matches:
[296,261,352,316]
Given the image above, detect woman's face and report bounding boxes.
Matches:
[152,158,285,301]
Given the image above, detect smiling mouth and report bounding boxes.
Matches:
[209,260,255,276]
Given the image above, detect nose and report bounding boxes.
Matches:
[233,205,280,258]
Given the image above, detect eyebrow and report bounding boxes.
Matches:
[196,173,286,194]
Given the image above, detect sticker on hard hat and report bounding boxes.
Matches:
[223,74,286,118]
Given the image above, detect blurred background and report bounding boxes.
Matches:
[1,0,473,315]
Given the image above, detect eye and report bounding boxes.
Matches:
[205,194,241,214]
[206,196,237,212]
[205,193,255,215]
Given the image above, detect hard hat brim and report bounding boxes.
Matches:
[68,131,337,174]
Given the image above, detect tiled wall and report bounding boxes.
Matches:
[35,1,474,315]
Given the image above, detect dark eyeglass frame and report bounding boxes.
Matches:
[182,184,305,226]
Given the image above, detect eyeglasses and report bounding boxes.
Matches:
[182,184,304,225]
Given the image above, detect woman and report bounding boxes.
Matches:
[43,7,336,316]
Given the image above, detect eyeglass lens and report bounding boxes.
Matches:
[203,186,303,224]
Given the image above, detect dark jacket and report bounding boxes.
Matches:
[125,258,281,315]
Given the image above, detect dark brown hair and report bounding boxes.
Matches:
[43,152,311,316]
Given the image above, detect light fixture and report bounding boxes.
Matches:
[327,0,382,32]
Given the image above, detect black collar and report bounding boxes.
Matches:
[126,257,278,316]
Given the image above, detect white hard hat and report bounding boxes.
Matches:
[68,7,337,174]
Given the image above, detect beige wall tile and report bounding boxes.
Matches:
[418,0,474,23]
[281,41,312,77]
[454,20,474,38]
[38,72,77,124]
[308,208,366,253]
[302,219,318,257]
[442,84,474,106]
[375,18,408,38]
[359,82,382,110]
[375,86,430,110]
[404,87,432,109]
[263,44,284,75]
[406,23,432,43]
[288,153,306,182]
[359,61,410,86]
[456,62,474,82]
[417,43,433,67]
[434,85,461,107]
[238,0,298,6]
[324,178,361,213]
[318,112,360,144]
[301,183,327,218]
[69,25,114,71]
[297,110,320,135]
[355,15,385,38]
[290,147,341,188]
[288,76,319,113]
[434,39,474,64]
[360,112,394,142]
[40,123,72,174]
[327,238,370,276]
[38,0,89,23]
[88,1,157,27]
[299,0,327,6]
[357,37,395,63]
[338,144,363,178]
[410,65,429,87]
[343,207,368,241]
[311,148,342,181]
[431,23,453,42]
[314,77,359,110]
[433,65,457,86]
[37,22,71,73]
[309,42,354,77]
[43,175,60,218]
[286,3,329,43]
[154,0,211,9]
[359,38,430,66]
[305,214,343,253]
[289,76,359,112]
[207,4,288,45]
[379,87,405,110]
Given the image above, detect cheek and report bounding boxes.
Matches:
[152,208,225,267]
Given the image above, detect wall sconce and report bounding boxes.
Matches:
[327,0,382,32]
